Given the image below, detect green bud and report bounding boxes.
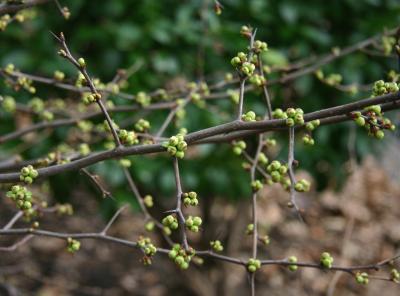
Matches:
[78,58,86,67]
[286,118,295,127]
[145,221,155,232]
[375,130,384,139]
[355,117,365,126]
[288,256,298,271]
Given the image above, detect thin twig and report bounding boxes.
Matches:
[122,167,174,246]
[155,96,191,138]
[172,157,189,250]
[100,204,128,235]
[287,127,304,221]
[54,32,122,147]
[80,168,112,199]
[2,211,24,230]
[0,235,33,252]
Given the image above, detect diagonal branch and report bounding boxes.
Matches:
[287,127,304,221]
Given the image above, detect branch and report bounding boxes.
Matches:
[122,167,174,246]
[80,168,112,199]
[100,204,128,235]
[287,127,303,220]
[54,32,122,147]
[1,91,399,183]
[172,157,189,250]
[260,254,400,274]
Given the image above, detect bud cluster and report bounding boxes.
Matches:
[294,179,311,192]
[260,235,270,245]
[247,258,261,273]
[20,165,38,184]
[137,236,157,263]
[315,70,343,86]
[82,92,101,105]
[232,140,246,155]
[240,25,252,38]
[118,129,139,145]
[134,119,151,132]
[231,52,256,77]
[119,158,132,167]
[372,79,399,97]
[390,268,400,283]
[54,70,65,81]
[6,185,33,211]
[355,272,369,285]
[351,105,395,139]
[241,110,256,122]
[136,91,151,107]
[182,191,198,206]
[288,256,298,271]
[246,223,254,235]
[210,240,224,252]
[249,73,266,87]
[162,214,179,231]
[266,160,288,184]
[163,134,188,159]
[29,97,44,113]
[57,203,74,215]
[145,221,155,232]
[381,36,396,56]
[303,119,320,145]
[143,195,154,207]
[1,96,16,113]
[253,40,268,53]
[79,143,91,156]
[227,89,239,104]
[168,244,195,270]
[0,10,33,31]
[75,73,86,87]
[67,238,81,253]
[185,216,202,232]
[320,252,334,268]
[251,179,263,192]
[272,108,304,126]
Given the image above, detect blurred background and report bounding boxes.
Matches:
[1,0,400,295]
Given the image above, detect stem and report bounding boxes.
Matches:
[287,127,303,221]
[101,205,128,235]
[237,78,246,120]
[1,93,400,183]
[172,157,189,250]
[56,32,122,147]
[258,55,273,119]
[123,167,174,246]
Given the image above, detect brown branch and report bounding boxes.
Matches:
[260,254,400,274]
[100,204,128,235]
[0,235,33,251]
[172,157,189,250]
[80,168,112,199]
[54,32,122,147]
[122,167,174,246]
[1,92,399,183]
[287,127,303,220]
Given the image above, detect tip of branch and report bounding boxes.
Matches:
[49,31,62,42]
